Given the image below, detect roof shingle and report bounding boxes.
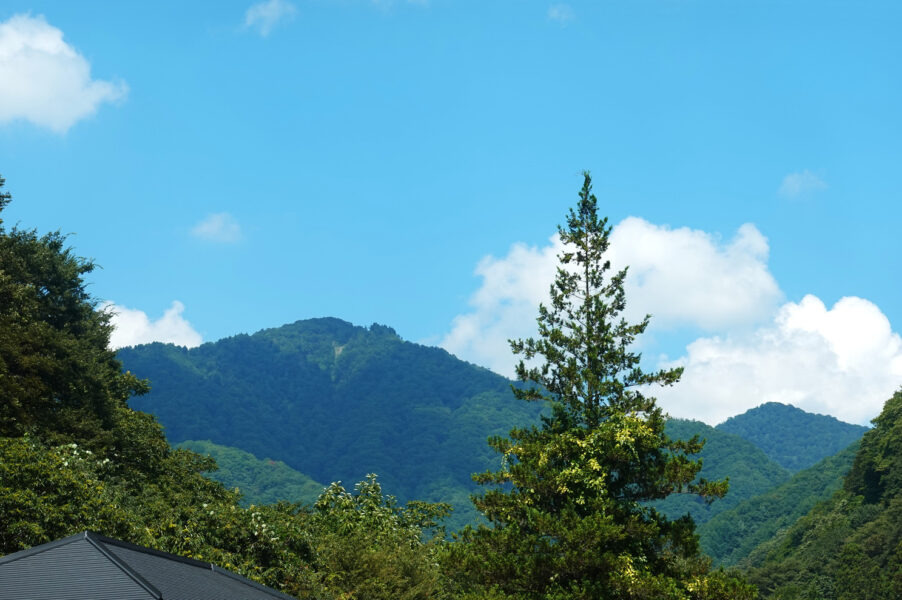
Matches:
[0,532,297,600]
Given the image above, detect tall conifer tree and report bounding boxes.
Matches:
[446,173,754,600]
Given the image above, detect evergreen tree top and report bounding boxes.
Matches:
[511,172,681,429]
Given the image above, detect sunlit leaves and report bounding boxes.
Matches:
[449,173,751,600]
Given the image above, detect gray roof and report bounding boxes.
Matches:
[0,531,298,600]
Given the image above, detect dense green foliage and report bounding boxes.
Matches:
[743,389,902,599]
[651,420,790,526]
[698,441,858,566]
[0,176,449,600]
[0,176,149,451]
[444,174,753,600]
[717,402,868,472]
[119,318,544,530]
[310,475,450,600]
[178,440,325,506]
[9,169,898,600]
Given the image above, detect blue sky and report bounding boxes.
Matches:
[1,0,900,424]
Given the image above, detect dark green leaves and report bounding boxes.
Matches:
[451,173,750,600]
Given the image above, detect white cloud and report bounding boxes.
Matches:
[440,215,901,425]
[103,301,203,349]
[778,170,827,198]
[191,213,243,243]
[244,0,297,37]
[0,14,128,133]
[441,236,562,376]
[609,218,780,330]
[656,295,902,426]
[547,4,575,24]
[440,218,781,376]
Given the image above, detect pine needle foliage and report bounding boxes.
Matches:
[445,173,752,600]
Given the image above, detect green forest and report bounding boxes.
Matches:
[2,171,899,599]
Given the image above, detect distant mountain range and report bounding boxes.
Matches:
[177,439,325,506]
[698,441,859,566]
[651,420,791,526]
[119,317,870,538]
[120,318,543,529]
[716,402,867,472]
[742,389,902,598]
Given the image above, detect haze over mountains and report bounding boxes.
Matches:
[119,317,870,538]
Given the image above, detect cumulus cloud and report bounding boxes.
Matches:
[547,4,575,24]
[656,295,902,426]
[441,237,562,376]
[440,218,781,376]
[0,14,128,133]
[609,218,781,330]
[244,0,297,37]
[191,213,243,243]
[778,170,827,198]
[103,301,203,349]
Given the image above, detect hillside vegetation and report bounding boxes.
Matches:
[717,402,868,472]
[698,441,859,566]
[121,325,845,534]
[743,389,902,599]
[119,320,545,530]
[178,440,325,506]
[650,420,791,525]
[1,173,758,599]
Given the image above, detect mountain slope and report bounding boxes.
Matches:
[716,402,868,472]
[178,440,325,506]
[119,318,544,529]
[650,419,791,525]
[697,440,859,566]
[743,389,902,599]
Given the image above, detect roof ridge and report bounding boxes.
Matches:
[89,532,295,599]
[87,532,214,570]
[84,532,162,600]
[1,531,298,600]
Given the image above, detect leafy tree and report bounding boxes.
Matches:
[0,435,134,550]
[0,174,454,599]
[445,173,753,600]
[0,173,148,449]
[310,475,450,600]
[652,419,790,527]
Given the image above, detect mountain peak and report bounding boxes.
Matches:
[716,402,868,472]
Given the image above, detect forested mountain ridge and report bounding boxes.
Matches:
[119,318,545,529]
[0,175,459,600]
[178,440,325,506]
[7,169,885,599]
[716,402,868,472]
[121,318,872,534]
[742,389,902,599]
[651,420,791,525]
[697,440,859,566]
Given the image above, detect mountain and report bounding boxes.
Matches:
[119,318,545,530]
[121,318,868,533]
[650,419,791,525]
[716,402,869,472]
[742,389,902,599]
[697,440,859,566]
[178,440,325,506]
